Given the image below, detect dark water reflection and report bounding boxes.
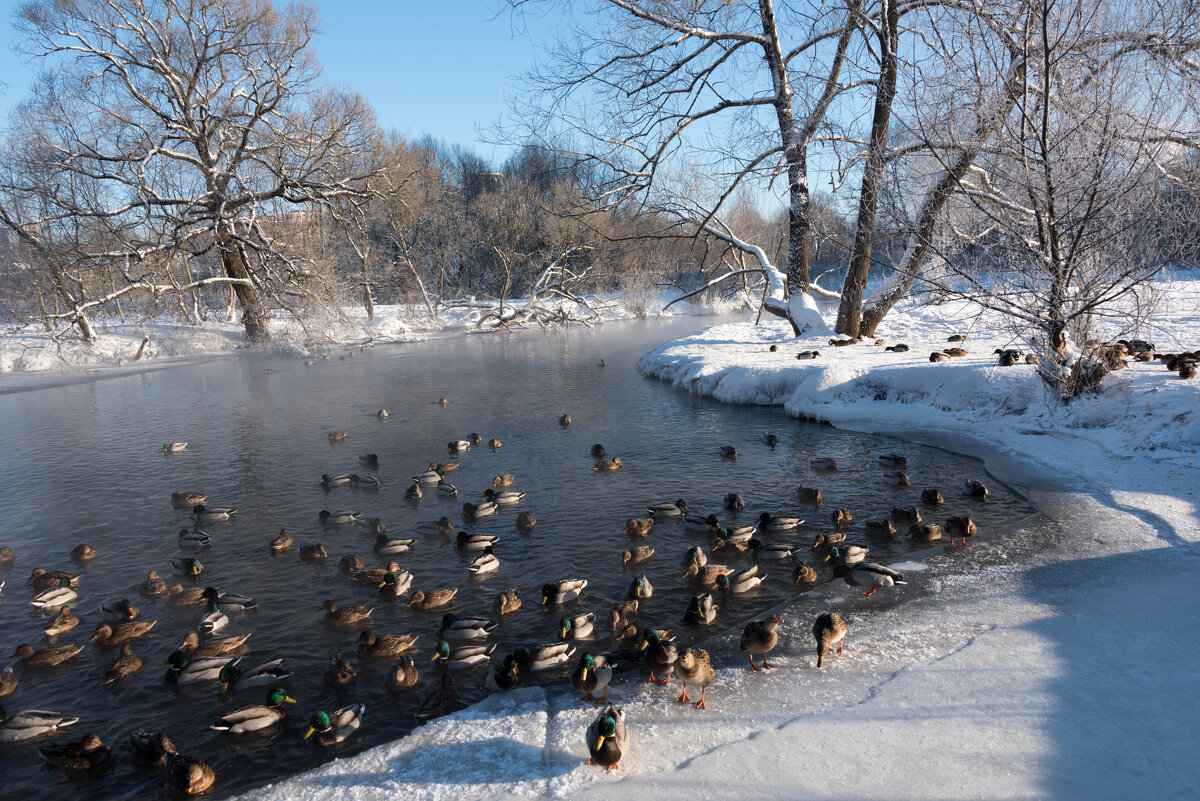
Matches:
[0,315,1034,799]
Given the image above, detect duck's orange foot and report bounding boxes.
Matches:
[676,689,691,703]
[607,764,620,771]
[695,699,707,710]
[762,660,775,669]
[656,675,671,686]
[750,663,762,671]
[582,692,594,701]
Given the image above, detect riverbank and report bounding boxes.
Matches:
[237,283,1199,800]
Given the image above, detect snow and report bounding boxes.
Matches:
[230,279,1199,801]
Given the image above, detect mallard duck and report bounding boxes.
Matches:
[171,492,206,509]
[832,562,906,596]
[413,468,445,484]
[305,704,365,746]
[409,587,458,610]
[166,584,206,607]
[319,509,361,526]
[339,553,366,575]
[571,653,614,703]
[32,577,77,608]
[462,501,497,519]
[0,667,16,698]
[882,470,912,487]
[929,351,951,362]
[197,601,228,635]
[416,673,458,721]
[623,517,653,537]
[163,651,236,685]
[542,579,587,605]
[0,708,79,743]
[559,612,595,641]
[761,431,779,447]
[385,656,420,691]
[349,561,402,586]
[178,631,251,658]
[810,457,839,470]
[448,439,471,454]
[219,658,292,692]
[586,703,627,770]
[628,574,653,599]
[456,531,499,551]
[416,516,454,535]
[590,443,606,457]
[0,546,11,566]
[488,654,521,691]
[963,479,989,500]
[128,730,172,767]
[558,413,572,427]
[740,615,781,670]
[39,731,112,770]
[715,565,765,594]
[405,482,423,500]
[102,643,143,684]
[813,612,847,667]
[516,511,537,530]
[621,546,654,567]
[165,744,216,793]
[139,570,167,598]
[43,606,80,637]
[488,438,502,449]
[379,570,413,599]
[719,445,738,459]
[432,640,495,670]
[11,643,84,669]
[357,630,418,659]
[921,488,945,505]
[609,600,638,631]
[796,349,820,359]
[723,492,746,510]
[757,512,803,531]
[320,473,353,488]
[323,654,356,688]
[749,539,796,560]
[69,543,97,563]
[823,544,869,565]
[375,534,415,555]
[683,513,720,533]
[675,648,715,709]
[494,588,521,615]
[812,532,846,549]
[648,499,687,518]
[29,569,80,593]
[438,397,450,407]
[794,562,819,584]
[908,523,943,542]
[513,642,575,672]
[639,628,677,684]
[192,505,236,523]
[323,599,372,626]
[177,529,211,548]
[351,474,381,490]
[946,515,978,546]
[796,486,823,504]
[171,557,204,577]
[202,586,256,613]
[90,620,156,647]
[492,473,516,488]
[712,536,750,555]
[864,518,897,536]
[682,545,708,568]
[681,562,733,585]
[944,346,969,357]
[683,592,718,625]
[357,452,379,467]
[594,456,622,472]
[299,543,328,562]
[377,408,389,418]
[723,523,758,540]
[831,507,853,528]
[436,480,459,497]
[163,442,187,453]
[484,488,526,505]
[211,687,295,733]
[439,614,497,641]
[878,453,907,467]
[891,506,922,527]
[328,430,347,442]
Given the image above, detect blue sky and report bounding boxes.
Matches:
[0,1,552,165]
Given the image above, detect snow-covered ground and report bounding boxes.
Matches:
[233,281,1199,800]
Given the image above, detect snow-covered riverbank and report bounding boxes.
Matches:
[236,283,1199,800]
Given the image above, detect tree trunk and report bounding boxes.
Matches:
[837,0,899,336]
[217,227,269,344]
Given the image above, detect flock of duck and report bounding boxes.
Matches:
[0,410,994,791]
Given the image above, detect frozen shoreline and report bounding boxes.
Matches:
[236,282,1200,800]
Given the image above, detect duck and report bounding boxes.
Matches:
[494,588,522,616]
[70,543,98,563]
[675,647,715,709]
[29,569,80,593]
[724,492,746,510]
[594,457,623,472]
[628,574,654,599]
[408,587,458,610]
[357,630,419,659]
[715,565,766,593]
[796,486,823,503]
[761,432,779,447]
[31,577,78,608]
[171,557,204,577]
[304,703,365,746]
[908,523,943,542]
[166,584,206,607]
[944,346,969,357]
[191,505,236,523]
[488,438,502,449]
[812,532,845,549]
[219,658,292,692]
[484,488,526,505]
[559,612,595,641]
[339,553,366,575]
[814,612,848,667]
[385,656,420,691]
[749,539,797,560]
[319,509,361,526]
[416,673,458,721]
[370,534,414,556]
[349,562,403,586]
[963,479,989,500]
[681,562,733,586]
[0,667,16,698]
[128,730,173,767]
[585,703,627,770]
[178,631,251,658]
[796,349,820,359]
[882,470,912,487]
[439,614,498,640]
[448,439,471,454]
[542,579,587,605]
[492,473,516,488]
[11,643,85,669]
[0,709,79,743]
[323,654,356,688]
[351,474,381,490]
[590,443,606,457]
[721,523,758,540]
[793,562,819,584]
[740,615,782,670]
[929,351,951,362]
[39,731,112,771]
[328,430,347,442]
[163,442,187,453]
[462,501,497,519]
[171,492,206,509]
[647,499,687,518]
[90,620,156,647]
[163,651,237,685]
[468,431,483,445]
[177,529,211,548]
[639,628,677,684]
[712,535,751,555]
[621,545,654,567]
[823,544,870,565]
[43,606,81,637]
[559,414,572,427]
[921,488,945,505]
[438,397,450,406]
[720,445,738,459]
[623,517,653,537]
[516,511,537,530]
[320,473,353,488]
[757,512,803,532]
[357,453,379,467]
[513,642,575,672]
[610,600,638,631]
[683,513,720,533]
[413,468,445,484]
[833,562,907,596]
[891,506,922,527]
[436,480,459,497]
[864,518,897,537]
[878,453,907,467]
[571,653,614,704]
[946,516,978,546]
[488,654,521,691]
[405,482,423,501]
[379,570,414,599]
[432,640,495,670]
[683,592,718,625]
[299,543,328,562]
[197,600,228,635]
[211,687,296,734]
[810,457,839,470]
[416,516,454,535]
[456,531,499,551]
[202,586,257,613]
